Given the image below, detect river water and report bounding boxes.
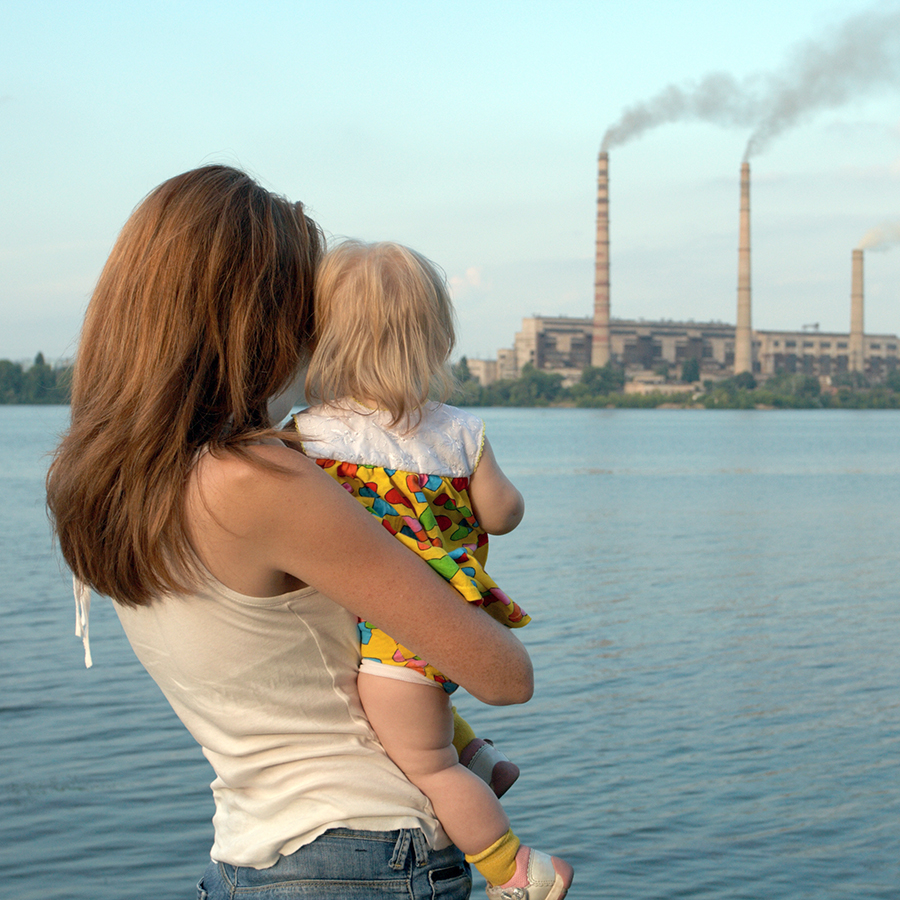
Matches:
[1,405,898,899]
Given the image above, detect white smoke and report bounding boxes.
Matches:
[857,222,900,250]
[601,4,900,158]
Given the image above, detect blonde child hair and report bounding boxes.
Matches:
[305,240,456,425]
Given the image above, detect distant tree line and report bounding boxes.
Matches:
[6,352,900,410]
[0,354,72,404]
[700,370,900,410]
[451,360,648,408]
[450,358,900,410]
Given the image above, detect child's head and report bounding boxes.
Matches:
[306,240,456,424]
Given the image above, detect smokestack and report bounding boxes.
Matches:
[592,151,611,367]
[734,161,752,374]
[850,249,864,373]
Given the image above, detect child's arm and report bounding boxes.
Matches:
[468,437,524,535]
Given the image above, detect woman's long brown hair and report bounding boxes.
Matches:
[46,166,323,606]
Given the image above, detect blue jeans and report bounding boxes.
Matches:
[196,828,471,899]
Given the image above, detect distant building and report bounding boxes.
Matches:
[470,315,900,385]
[755,329,899,378]
[464,357,498,386]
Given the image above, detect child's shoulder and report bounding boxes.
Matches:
[417,404,485,472]
[292,403,382,451]
[295,402,484,477]
[297,402,483,440]
[422,403,484,439]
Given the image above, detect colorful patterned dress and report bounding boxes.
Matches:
[294,402,530,692]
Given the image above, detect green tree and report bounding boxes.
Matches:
[680,357,700,383]
[653,362,671,382]
[832,371,869,390]
[481,379,514,405]
[23,353,57,403]
[507,364,564,406]
[0,353,72,404]
[451,356,473,383]
[450,378,484,406]
[579,364,625,395]
[0,360,25,403]
[735,372,820,408]
[700,371,758,408]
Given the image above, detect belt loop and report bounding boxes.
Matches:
[389,829,411,871]
[411,828,430,868]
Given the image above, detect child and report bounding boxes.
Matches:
[294,241,573,900]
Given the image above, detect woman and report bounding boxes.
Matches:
[46,165,533,900]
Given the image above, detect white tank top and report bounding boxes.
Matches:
[114,576,445,867]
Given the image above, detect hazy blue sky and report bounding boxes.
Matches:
[3,0,900,363]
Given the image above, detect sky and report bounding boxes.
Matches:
[3,0,900,365]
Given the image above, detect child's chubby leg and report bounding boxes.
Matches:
[358,671,510,856]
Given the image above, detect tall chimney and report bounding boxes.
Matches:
[850,249,864,373]
[734,161,752,374]
[591,151,611,367]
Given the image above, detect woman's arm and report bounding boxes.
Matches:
[188,445,533,706]
[468,437,525,536]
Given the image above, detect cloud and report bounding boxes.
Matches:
[449,266,485,296]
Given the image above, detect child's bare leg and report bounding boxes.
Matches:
[358,672,509,855]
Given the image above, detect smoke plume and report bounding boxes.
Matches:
[601,73,763,151]
[857,222,900,250]
[745,6,900,158]
[600,4,900,158]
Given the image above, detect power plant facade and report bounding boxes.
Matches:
[466,155,898,386]
[479,315,899,385]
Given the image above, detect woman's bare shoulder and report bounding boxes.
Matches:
[193,441,310,495]
[188,442,325,546]
[186,442,325,595]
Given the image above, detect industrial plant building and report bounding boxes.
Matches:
[466,155,899,386]
[468,315,900,386]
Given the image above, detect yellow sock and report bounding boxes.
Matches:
[451,706,477,756]
[465,828,520,886]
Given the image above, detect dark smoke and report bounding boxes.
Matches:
[601,73,764,151]
[600,4,900,158]
[745,6,900,158]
